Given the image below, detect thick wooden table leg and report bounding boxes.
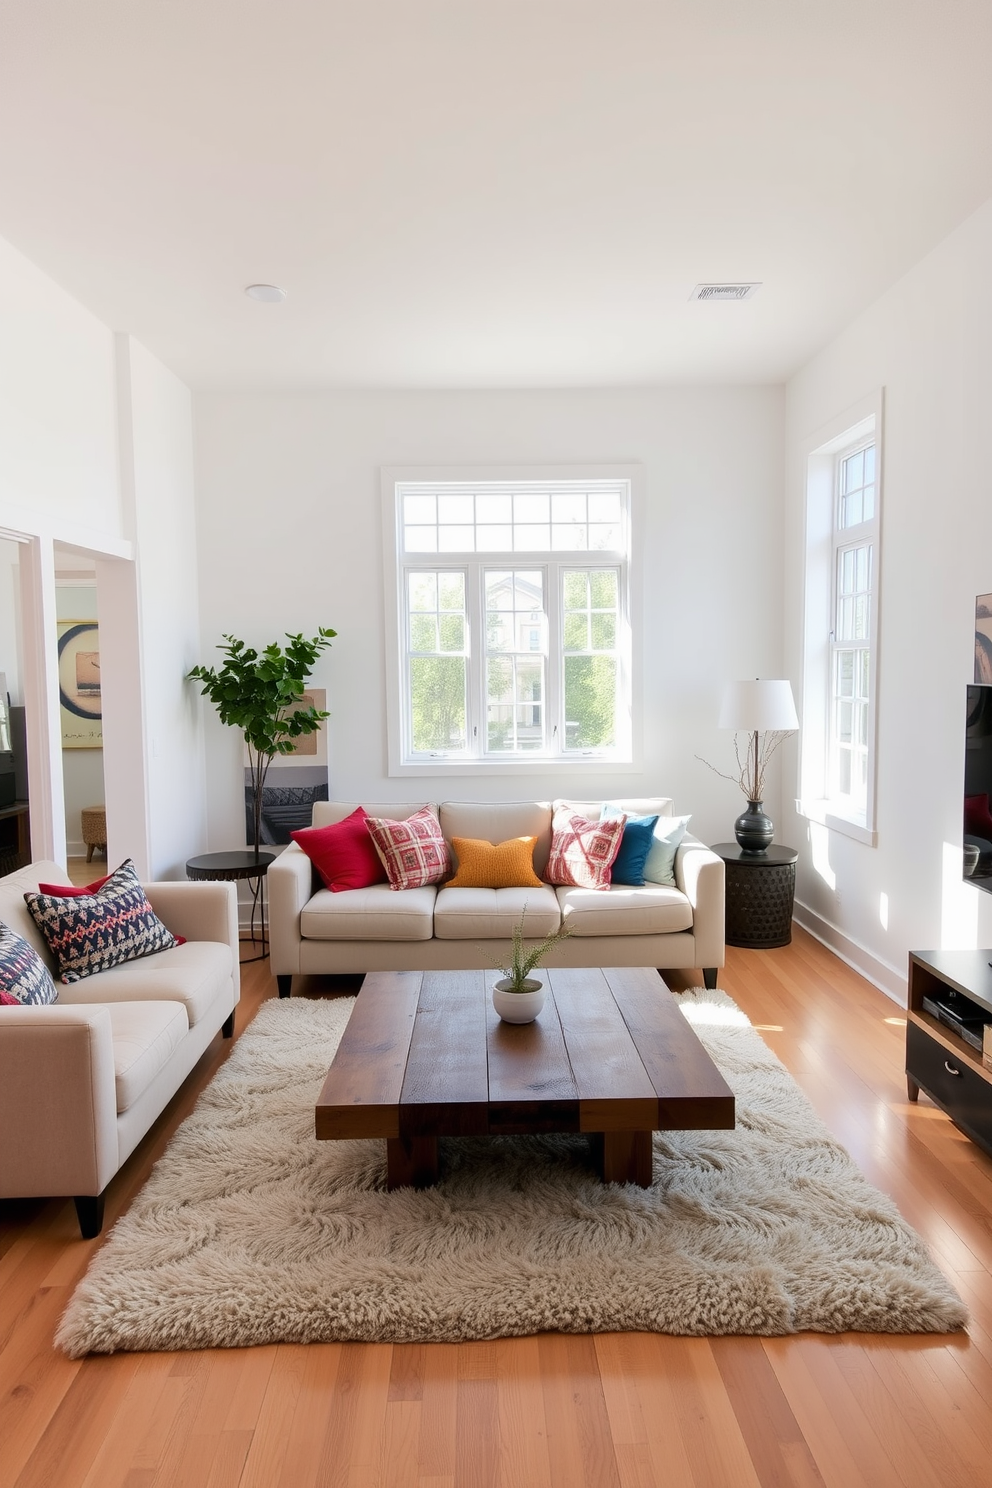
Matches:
[386,1134,440,1189]
[598,1130,653,1187]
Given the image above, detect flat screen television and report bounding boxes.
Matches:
[964,684,992,888]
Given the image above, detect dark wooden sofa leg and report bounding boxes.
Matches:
[277,975,292,999]
[74,1192,105,1239]
[703,968,718,990]
[222,1010,235,1038]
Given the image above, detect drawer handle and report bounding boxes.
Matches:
[944,1060,962,1077]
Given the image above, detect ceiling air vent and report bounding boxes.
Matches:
[689,283,761,302]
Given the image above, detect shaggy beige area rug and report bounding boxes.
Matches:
[57,988,966,1356]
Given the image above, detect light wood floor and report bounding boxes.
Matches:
[3,930,991,1488]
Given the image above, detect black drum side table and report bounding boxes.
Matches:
[186,851,275,962]
[710,843,799,949]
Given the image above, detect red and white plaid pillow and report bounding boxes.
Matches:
[365,806,451,890]
[546,809,626,890]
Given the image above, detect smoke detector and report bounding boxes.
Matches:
[245,283,287,303]
[689,283,761,302]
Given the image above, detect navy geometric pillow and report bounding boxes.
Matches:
[0,922,58,1004]
[23,858,179,984]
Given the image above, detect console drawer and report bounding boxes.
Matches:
[906,1021,992,1156]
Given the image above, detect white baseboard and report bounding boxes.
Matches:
[792,899,907,1007]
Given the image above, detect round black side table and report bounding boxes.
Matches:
[710,843,799,949]
[185,851,275,962]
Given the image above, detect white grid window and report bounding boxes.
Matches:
[800,401,882,845]
[828,439,879,821]
[388,477,632,767]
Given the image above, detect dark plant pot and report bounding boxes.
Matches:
[734,800,774,853]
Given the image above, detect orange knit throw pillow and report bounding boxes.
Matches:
[447,836,544,889]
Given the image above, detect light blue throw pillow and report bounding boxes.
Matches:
[642,814,692,886]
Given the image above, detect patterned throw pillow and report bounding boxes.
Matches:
[24,859,180,984]
[546,810,626,890]
[365,807,451,891]
[0,923,58,1005]
[447,836,544,889]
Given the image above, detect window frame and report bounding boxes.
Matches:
[798,395,883,845]
[382,465,642,778]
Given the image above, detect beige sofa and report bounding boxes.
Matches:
[269,798,725,996]
[0,862,240,1237]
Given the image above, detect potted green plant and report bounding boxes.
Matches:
[187,629,336,857]
[488,911,571,1024]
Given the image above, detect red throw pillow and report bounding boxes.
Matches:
[965,794,992,839]
[38,874,112,897]
[291,807,389,893]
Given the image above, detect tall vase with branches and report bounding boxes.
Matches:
[188,629,336,857]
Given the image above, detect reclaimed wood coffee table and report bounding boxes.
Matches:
[315,966,735,1188]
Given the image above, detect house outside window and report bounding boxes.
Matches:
[382,469,638,776]
[800,396,882,845]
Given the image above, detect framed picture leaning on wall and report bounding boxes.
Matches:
[57,620,102,748]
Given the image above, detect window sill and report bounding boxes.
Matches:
[390,757,638,779]
[796,798,877,847]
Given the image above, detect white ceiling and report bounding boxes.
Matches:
[2,1,991,391]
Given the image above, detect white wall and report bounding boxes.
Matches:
[193,386,786,853]
[784,198,992,997]
[120,337,207,877]
[0,538,23,705]
[0,231,206,875]
[0,236,121,537]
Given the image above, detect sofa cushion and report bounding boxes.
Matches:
[0,924,58,1005]
[0,860,68,966]
[556,883,694,937]
[447,836,544,889]
[366,807,451,890]
[546,809,626,890]
[439,802,554,876]
[301,883,437,941]
[433,885,561,940]
[24,860,180,983]
[56,941,234,1029]
[291,807,388,893]
[105,1000,189,1114]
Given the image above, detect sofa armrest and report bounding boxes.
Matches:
[0,1006,119,1200]
[674,836,726,969]
[268,844,314,975]
[143,880,240,1004]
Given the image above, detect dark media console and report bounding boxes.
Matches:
[907,950,992,1157]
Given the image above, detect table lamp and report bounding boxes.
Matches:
[716,679,799,852]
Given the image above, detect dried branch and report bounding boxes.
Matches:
[696,729,792,803]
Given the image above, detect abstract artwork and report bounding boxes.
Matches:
[57,621,102,749]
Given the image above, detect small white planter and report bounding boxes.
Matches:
[492,978,545,1024]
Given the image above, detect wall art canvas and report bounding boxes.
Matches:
[976,596,992,685]
[57,621,103,748]
[243,689,329,845]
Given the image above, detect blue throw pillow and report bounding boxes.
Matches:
[602,809,659,885]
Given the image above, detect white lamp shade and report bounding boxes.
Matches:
[718,679,799,732]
